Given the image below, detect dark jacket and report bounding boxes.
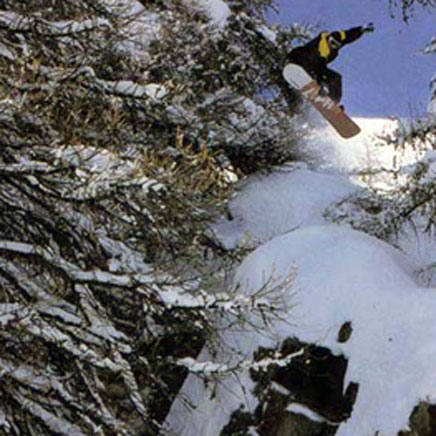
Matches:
[287,27,365,76]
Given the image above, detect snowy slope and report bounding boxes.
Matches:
[235,225,436,436]
[213,117,425,251]
[212,164,360,249]
[164,116,436,436]
[165,226,436,436]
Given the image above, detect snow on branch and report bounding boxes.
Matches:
[0,240,154,287]
[157,287,277,311]
[0,162,54,175]
[0,240,281,331]
[0,324,133,433]
[424,35,436,54]
[0,300,148,429]
[96,79,168,100]
[0,303,120,370]
[13,391,87,436]
[183,0,231,30]
[0,408,10,432]
[25,63,168,102]
[0,11,111,36]
[176,348,304,376]
[74,360,128,433]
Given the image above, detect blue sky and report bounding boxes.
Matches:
[268,0,436,117]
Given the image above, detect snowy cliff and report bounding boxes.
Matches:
[164,117,436,436]
[3,0,436,434]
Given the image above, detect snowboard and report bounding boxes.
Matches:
[283,63,361,139]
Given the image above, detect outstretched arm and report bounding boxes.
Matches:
[342,23,375,45]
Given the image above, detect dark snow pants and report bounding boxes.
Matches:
[291,60,343,103]
[316,67,342,104]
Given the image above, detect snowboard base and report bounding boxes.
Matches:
[283,63,361,139]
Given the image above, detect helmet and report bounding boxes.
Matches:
[328,31,344,49]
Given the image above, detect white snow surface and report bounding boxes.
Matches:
[190,0,231,29]
[165,116,436,435]
[235,225,435,436]
[286,402,330,424]
[213,164,359,249]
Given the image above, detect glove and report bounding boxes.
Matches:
[363,22,375,33]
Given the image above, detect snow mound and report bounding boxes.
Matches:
[165,225,436,436]
[235,225,436,436]
[213,164,359,249]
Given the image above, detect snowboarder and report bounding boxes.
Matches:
[287,24,375,105]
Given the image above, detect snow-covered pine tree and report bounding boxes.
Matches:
[0,0,305,434]
[425,35,436,114]
[387,0,436,21]
[141,0,308,173]
[326,2,436,279]
[371,2,436,242]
